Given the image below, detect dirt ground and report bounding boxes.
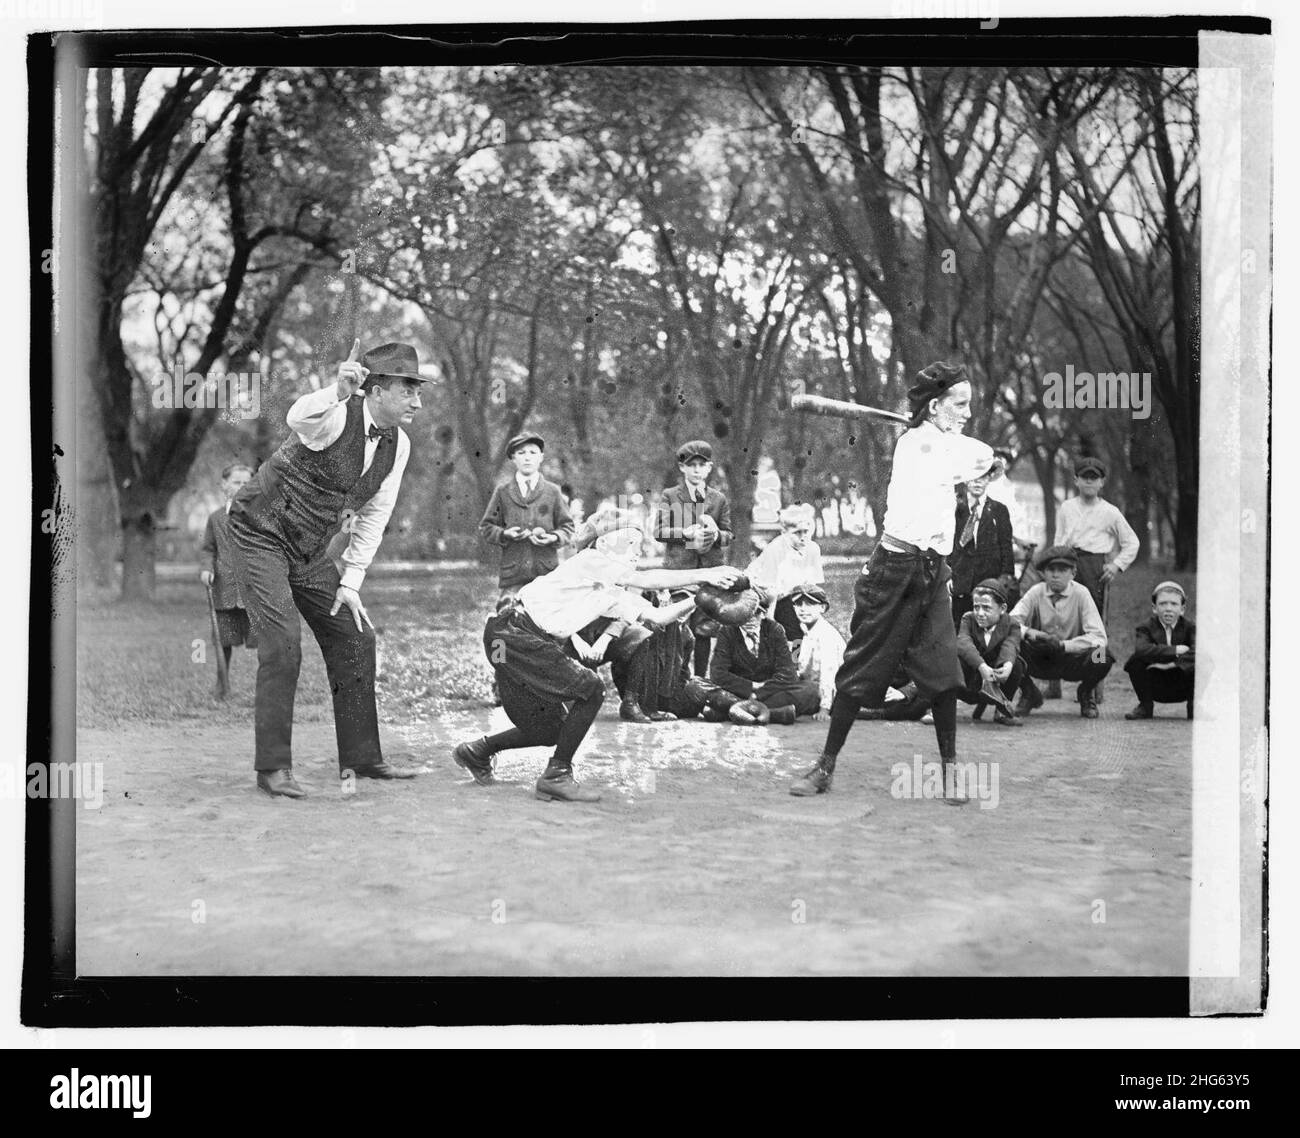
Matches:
[72,564,1193,978]
[75,695,1192,978]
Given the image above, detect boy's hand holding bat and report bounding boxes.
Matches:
[336,338,370,401]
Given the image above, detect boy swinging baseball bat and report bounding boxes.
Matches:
[788,364,1003,804]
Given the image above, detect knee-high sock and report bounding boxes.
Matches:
[551,689,604,768]
[821,692,863,761]
[483,727,536,752]
[932,690,958,760]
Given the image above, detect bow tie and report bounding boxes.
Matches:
[367,424,393,443]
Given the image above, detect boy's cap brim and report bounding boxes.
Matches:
[1034,545,1078,570]
[1151,580,1187,603]
[506,432,546,456]
[675,440,714,463]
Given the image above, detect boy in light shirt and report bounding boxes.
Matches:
[746,502,825,647]
[789,584,845,722]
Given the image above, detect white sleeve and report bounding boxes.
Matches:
[820,627,844,710]
[1111,506,1141,571]
[946,433,997,486]
[287,386,349,451]
[339,430,409,591]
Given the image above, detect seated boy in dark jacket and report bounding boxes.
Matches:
[955,578,1025,727]
[704,611,819,725]
[1124,580,1196,720]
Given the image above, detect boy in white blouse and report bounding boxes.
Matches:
[789,362,1002,803]
[229,339,426,798]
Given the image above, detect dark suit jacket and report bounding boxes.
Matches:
[201,506,246,611]
[479,477,574,590]
[709,618,802,701]
[949,495,1015,597]
[1129,616,1195,673]
[955,612,1022,671]
[654,484,733,570]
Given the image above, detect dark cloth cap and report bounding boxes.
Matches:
[506,432,546,457]
[788,584,829,607]
[1035,544,1078,570]
[1074,455,1107,479]
[360,342,427,383]
[972,578,1009,606]
[676,439,714,463]
[907,362,970,423]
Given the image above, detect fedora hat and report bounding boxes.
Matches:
[360,342,427,383]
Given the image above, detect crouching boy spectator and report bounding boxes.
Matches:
[1125,580,1196,720]
[1010,545,1113,719]
[704,609,820,725]
[955,578,1025,727]
[789,584,845,721]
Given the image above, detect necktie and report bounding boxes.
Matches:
[959,505,978,547]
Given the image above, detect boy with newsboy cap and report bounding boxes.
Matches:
[789,361,1004,802]
[1053,455,1140,618]
[228,338,427,797]
[655,439,734,677]
[453,510,742,802]
[1124,580,1196,720]
[955,578,1024,726]
[1009,545,1114,718]
[479,432,574,599]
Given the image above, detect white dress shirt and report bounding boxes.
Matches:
[286,387,410,591]
[880,422,996,555]
[516,473,539,498]
[796,618,846,712]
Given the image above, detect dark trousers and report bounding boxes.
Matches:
[1125,659,1194,705]
[228,515,381,772]
[707,679,820,716]
[957,657,1025,705]
[1020,638,1113,691]
[951,591,975,633]
[1072,549,1108,617]
[835,546,963,704]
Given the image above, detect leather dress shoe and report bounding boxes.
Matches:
[344,762,417,780]
[1014,680,1044,717]
[453,737,497,784]
[993,709,1024,727]
[257,769,306,799]
[1078,688,1099,719]
[534,766,601,802]
[619,699,652,724]
[647,710,678,722]
[790,760,833,796]
[768,705,797,726]
[1125,702,1154,720]
[700,705,728,722]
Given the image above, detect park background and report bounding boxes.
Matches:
[68,59,1203,978]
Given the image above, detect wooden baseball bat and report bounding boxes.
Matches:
[790,393,912,425]
[205,581,230,699]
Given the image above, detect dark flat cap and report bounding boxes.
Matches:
[360,342,428,382]
[1074,456,1107,479]
[972,578,1009,606]
[907,362,970,423]
[506,432,546,457]
[1035,545,1078,570]
[676,439,714,463]
[788,584,830,607]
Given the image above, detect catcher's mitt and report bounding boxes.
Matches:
[695,575,760,627]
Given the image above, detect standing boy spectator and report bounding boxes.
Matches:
[949,461,1016,630]
[479,432,574,600]
[746,502,825,646]
[955,578,1024,726]
[1009,546,1113,719]
[1053,456,1140,617]
[1124,580,1196,720]
[200,462,257,697]
[654,439,734,676]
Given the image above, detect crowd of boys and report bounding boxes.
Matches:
[204,340,1195,803]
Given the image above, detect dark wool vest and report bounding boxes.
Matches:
[234,396,398,559]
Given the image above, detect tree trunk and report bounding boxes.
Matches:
[1174,467,1197,571]
[1125,416,1152,566]
[725,464,755,565]
[119,494,161,600]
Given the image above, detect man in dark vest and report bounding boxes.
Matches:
[229,340,426,798]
